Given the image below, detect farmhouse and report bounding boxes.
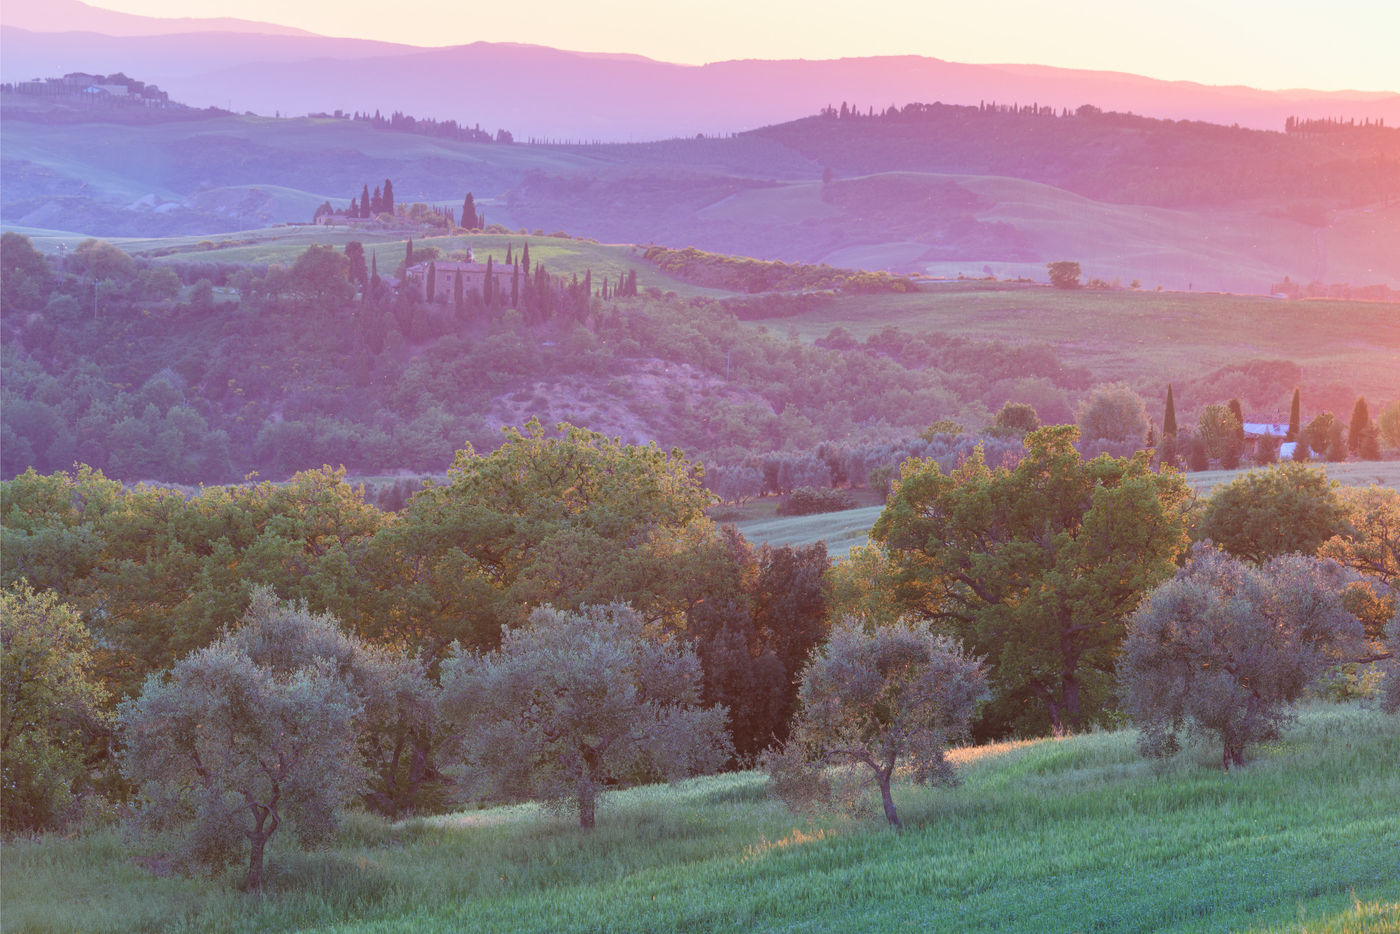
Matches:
[1242,422,1289,458]
[405,251,504,303]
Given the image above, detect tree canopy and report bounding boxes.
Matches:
[438,603,729,828]
[770,618,986,828]
[118,590,366,889]
[872,425,1190,736]
[1117,548,1365,769]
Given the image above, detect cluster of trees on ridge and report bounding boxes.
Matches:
[769,99,1400,209]
[5,419,1399,890]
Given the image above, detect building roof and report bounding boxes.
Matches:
[1242,422,1288,437]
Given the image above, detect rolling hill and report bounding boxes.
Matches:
[5,97,1398,292]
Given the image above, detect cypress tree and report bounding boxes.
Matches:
[505,243,513,265]
[462,192,477,229]
[349,197,359,217]
[1163,384,1177,437]
[426,261,437,302]
[1348,396,1370,456]
[1227,398,1246,441]
[1287,387,1301,441]
[371,185,383,214]
[383,179,394,215]
[484,255,494,305]
[406,237,414,268]
[370,252,381,303]
[360,184,371,218]
[511,261,519,308]
[521,241,530,277]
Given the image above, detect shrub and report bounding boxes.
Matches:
[778,486,856,516]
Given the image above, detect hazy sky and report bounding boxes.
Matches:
[80,0,1400,92]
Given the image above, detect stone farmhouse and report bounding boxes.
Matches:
[404,250,505,303]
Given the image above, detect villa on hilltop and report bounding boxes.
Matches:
[404,249,506,303]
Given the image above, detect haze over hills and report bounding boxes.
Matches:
[4,1,1399,293]
[2,1,1398,140]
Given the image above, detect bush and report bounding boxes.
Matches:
[778,486,856,516]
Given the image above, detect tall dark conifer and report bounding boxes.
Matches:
[1348,396,1370,456]
[371,186,383,214]
[484,255,494,305]
[1287,387,1301,441]
[426,261,437,302]
[1163,385,1177,437]
[383,179,394,215]
[462,192,478,230]
[505,243,513,265]
[360,184,371,218]
[511,261,519,308]
[521,241,530,277]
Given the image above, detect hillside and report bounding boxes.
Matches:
[4,703,1396,932]
[4,24,1399,139]
[4,225,1396,486]
[5,93,1398,292]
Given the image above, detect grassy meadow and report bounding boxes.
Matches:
[750,286,1400,402]
[4,703,1397,933]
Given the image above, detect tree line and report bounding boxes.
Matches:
[5,423,1397,890]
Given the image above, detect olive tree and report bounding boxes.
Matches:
[438,604,730,829]
[118,589,365,889]
[768,618,987,828]
[1117,548,1365,770]
[1,582,109,834]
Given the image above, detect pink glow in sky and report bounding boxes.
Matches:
[61,0,1400,92]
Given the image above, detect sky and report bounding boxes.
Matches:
[60,0,1400,92]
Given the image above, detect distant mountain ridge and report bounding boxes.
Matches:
[1,10,1396,140]
[2,0,317,38]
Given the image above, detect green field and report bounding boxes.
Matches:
[750,286,1400,401]
[730,462,1400,557]
[5,703,1396,933]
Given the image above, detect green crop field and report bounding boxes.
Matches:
[750,285,1400,400]
[5,703,1396,933]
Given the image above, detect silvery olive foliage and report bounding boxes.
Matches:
[768,617,987,828]
[439,603,730,829]
[1117,547,1366,770]
[118,589,366,890]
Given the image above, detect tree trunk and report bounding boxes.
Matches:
[877,770,902,829]
[247,830,267,891]
[578,787,596,830]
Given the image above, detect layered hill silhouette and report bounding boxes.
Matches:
[3,2,1398,293]
[3,1,1398,139]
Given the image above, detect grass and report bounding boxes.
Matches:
[4,703,1396,933]
[749,285,1400,400]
